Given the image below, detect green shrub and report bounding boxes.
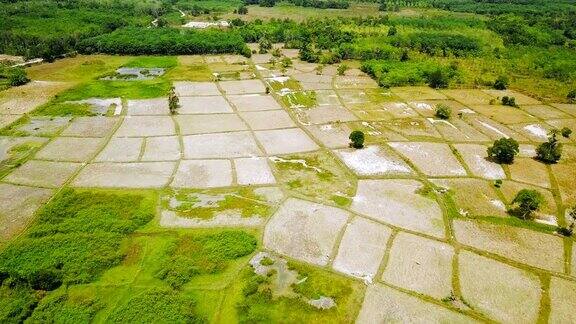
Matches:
[561,127,572,138]
[107,289,203,323]
[168,86,179,115]
[568,89,576,102]
[493,75,509,90]
[427,69,449,88]
[501,96,518,107]
[510,189,544,219]
[435,104,451,119]
[387,25,397,36]
[536,131,562,163]
[349,130,365,149]
[156,231,257,289]
[27,290,99,323]
[0,284,38,323]
[487,137,519,164]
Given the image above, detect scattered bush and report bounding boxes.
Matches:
[337,64,348,76]
[501,96,517,107]
[510,189,544,219]
[238,5,248,14]
[349,130,365,149]
[259,37,272,54]
[435,104,451,119]
[427,69,449,88]
[387,26,397,36]
[536,130,563,163]
[487,137,519,164]
[568,89,576,102]
[561,127,572,138]
[168,86,179,115]
[558,206,576,237]
[493,75,509,90]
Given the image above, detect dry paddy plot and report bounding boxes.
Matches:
[141,136,181,161]
[454,219,564,272]
[521,104,572,120]
[255,128,319,155]
[333,217,392,282]
[35,137,103,162]
[453,144,505,179]
[549,277,576,323]
[239,110,295,130]
[96,137,143,162]
[469,104,538,125]
[335,145,414,176]
[384,118,441,140]
[498,180,558,219]
[408,100,466,118]
[264,198,349,266]
[220,79,266,95]
[234,157,276,185]
[507,157,551,188]
[482,89,541,105]
[550,103,576,117]
[0,183,52,242]
[61,117,118,138]
[356,284,475,324]
[305,105,357,124]
[178,96,233,114]
[464,115,528,141]
[73,162,175,188]
[14,117,71,137]
[176,114,247,135]
[392,86,448,101]
[351,179,445,238]
[0,81,71,115]
[442,89,495,105]
[304,123,352,149]
[126,98,169,115]
[382,232,454,299]
[4,160,80,188]
[115,116,175,137]
[429,118,490,142]
[183,131,262,159]
[171,159,232,189]
[389,142,466,177]
[228,94,282,112]
[432,178,507,217]
[174,81,220,96]
[458,251,541,323]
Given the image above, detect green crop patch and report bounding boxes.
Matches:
[53,79,170,101]
[156,231,257,289]
[122,56,178,69]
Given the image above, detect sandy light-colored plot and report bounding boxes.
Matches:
[482,89,541,105]
[521,104,572,120]
[382,232,454,299]
[356,284,476,324]
[255,128,319,155]
[182,132,262,159]
[35,137,103,162]
[550,103,576,117]
[304,123,353,149]
[174,81,220,96]
[389,142,467,176]
[15,117,71,137]
[458,251,541,323]
[384,118,442,140]
[453,144,505,179]
[351,179,445,238]
[176,114,247,135]
[264,198,349,266]
[141,136,181,161]
[234,157,276,185]
[178,96,234,114]
[335,145,414,176]
[468,104,538,125]
[509,122,554,142]
[73,162,175,188]
[332,217,392,282]
[392,86,448,101]
[0,115,21,129]
[333,75,378,89]
[240,110,295,130]
[432,178,507,217]
[464,115,528,141]
[126,98,169,115]
[61,117,118,138]
[96,137,142,162]
[0,136,48,162]
[0,183,52,242]
[0,81,72,115]
[549,277,576,323]
[171,159,233,188]
[453,219,564,272]
[114,116,175,137]
[441,89,495,105]
[227,94,282,111]
[4,160,80,188]
[220,79,266,95]
[315,90,341,106]
[507,157,551,188]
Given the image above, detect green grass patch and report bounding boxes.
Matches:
[53,79,170,101]
[156,231,257,289]
[165,64,213,81]
[27,289,100,323]
[280,90,317,108]
[0,139,45,178]
[162,188,273,220]
[32,102,94,117]
[122,56,178,69]
[0,285,38,323]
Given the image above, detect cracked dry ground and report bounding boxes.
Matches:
[1,53,576,323]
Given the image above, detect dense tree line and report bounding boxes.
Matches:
[78,27,251,56]
[244,0,349,9]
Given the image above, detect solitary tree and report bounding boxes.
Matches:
[511,189,544,219]
[501,96,517,107]
[349,130,365,149]
[536,130,562,163]
[561,127,572,138]
[168,87,179,115]
[435,104,451,120]
[238,5,248,14]
[427,69,449,89]
[487,137,519,164]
